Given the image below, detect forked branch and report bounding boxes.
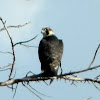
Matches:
[0,17,15,79]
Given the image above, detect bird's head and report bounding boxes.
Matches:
[41,27,54,37]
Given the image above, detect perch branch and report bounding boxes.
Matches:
[0,75,100,86]
[0,65,100,86]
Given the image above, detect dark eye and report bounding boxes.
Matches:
[45,28,49,35]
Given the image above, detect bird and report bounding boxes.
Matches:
[38,27,63,83]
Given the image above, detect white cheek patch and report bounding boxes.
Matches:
[41,29,45,33]
[49,30,54,35]
[41,30,46,37]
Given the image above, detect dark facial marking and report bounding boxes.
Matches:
[45,28,49,35]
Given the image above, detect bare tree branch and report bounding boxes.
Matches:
[13,83,18,98]
[19,44,38,48]
[14,35,38,47]
[0,17,38,81]
[92,82,100,91]
[0,18,100,100]
[88,44,100,68]
[0,17,15,79]
[0,75,100,86]
[22,83,43,100]
[62,65,100,76]
[0,51,13,55]
[64,76,100,84]
[0,64,100,86]
[28,84,50,97]
[0,22,31,32]
[0,63,12,69]
[0,68,11,72]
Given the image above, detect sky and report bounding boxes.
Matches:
[0,0,100,100]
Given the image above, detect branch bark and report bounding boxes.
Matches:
[0,65,100,86]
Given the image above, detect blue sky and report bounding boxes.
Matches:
[0,0,100,100]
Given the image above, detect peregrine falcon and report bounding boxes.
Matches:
[38,27,63,82]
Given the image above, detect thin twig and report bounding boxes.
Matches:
[0,68,11,72]
[62,65,100,76]
[95,75,100,79]
[92,82,100,91]
[14,35,38,47]
[71,81,76,86]
[0,22,31,32]
[0,17,16,79]
[12,70,16,79]
[13,84,18,98]
[20,44,38,48]
[0,51,13,55]
[22,83,43,100]
[28,84,50,97]
[88,44,100,68]
[0,63,12,69]
[7,85,16,90]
